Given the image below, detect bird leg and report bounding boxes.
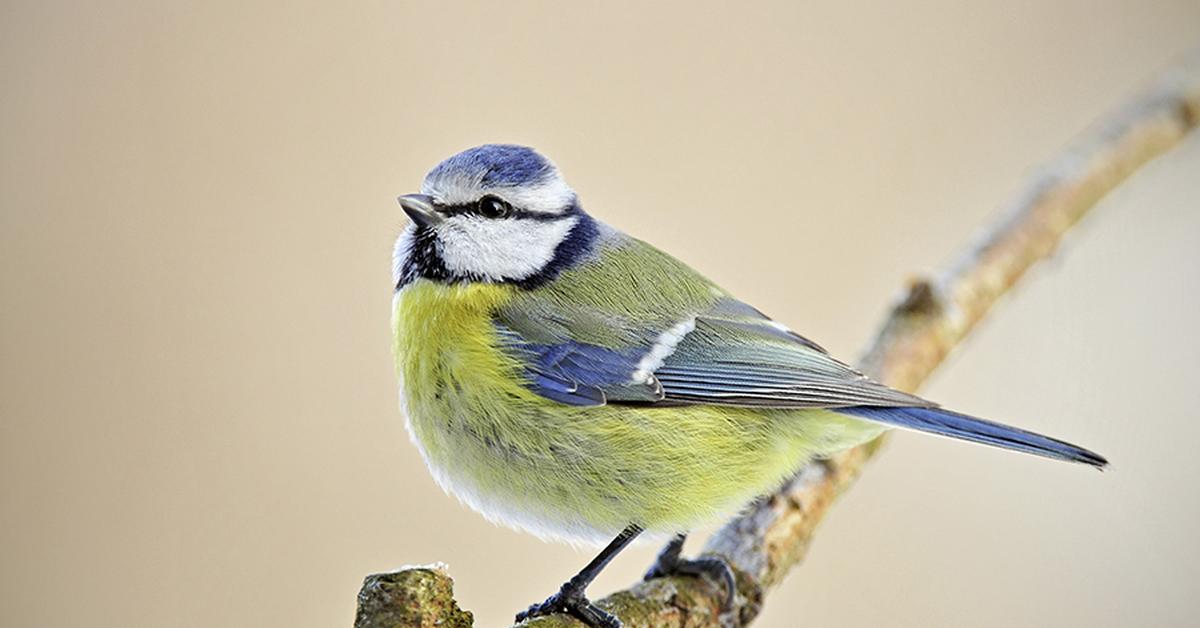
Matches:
[516,524,643,628]
[643,533,736,611]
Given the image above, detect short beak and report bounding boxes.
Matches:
[397,194,443,227]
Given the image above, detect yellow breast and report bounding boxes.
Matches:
[392,280,521,404]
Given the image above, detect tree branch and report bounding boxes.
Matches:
[356,56,1200,628]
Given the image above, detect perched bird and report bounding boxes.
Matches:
[391,144,1106,627]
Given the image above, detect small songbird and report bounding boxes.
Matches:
[391,144,1106,627]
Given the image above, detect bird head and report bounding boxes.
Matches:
[394,144,597,288]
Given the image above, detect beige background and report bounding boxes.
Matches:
[3,2,1199,627]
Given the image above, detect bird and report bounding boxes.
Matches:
[391,144,1107,627]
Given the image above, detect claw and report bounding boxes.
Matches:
[515,524,642,627]
[516,584,621,628]
[672,556,737,610]
[644,535,737,611]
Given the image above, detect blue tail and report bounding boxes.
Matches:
[837,406,1107,469]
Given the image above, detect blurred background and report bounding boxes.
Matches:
[3,2,1199,627]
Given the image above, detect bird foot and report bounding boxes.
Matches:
[643,539,736,612]
[515,582,621,628]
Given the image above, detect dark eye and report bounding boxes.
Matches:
[477,195,512,219]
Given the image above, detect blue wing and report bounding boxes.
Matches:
[494,286,927,410]
[653,299,929,408]
[493,323,663,406]
[494,297,1108,467]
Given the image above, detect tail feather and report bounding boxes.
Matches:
[837,406,1108,469]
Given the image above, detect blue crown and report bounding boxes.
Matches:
[426,144,555,188]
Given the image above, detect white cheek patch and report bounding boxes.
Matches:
[436,216,578,282]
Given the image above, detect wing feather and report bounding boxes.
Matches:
[493,234,931,410]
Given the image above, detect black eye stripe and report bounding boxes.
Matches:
[436,200,572,222]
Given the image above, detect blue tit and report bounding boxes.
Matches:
[391,144,1106,628]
